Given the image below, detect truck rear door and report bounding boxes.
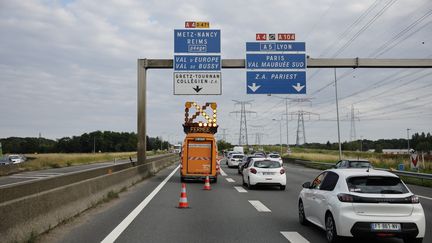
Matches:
[187,140,212,174]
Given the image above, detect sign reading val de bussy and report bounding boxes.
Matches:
[173,22,221,95]
[246,33,307,94]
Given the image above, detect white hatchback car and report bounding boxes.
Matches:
[267,153,283,164]
[227,154,244,168]
[298,169,425,243]
[242,158,286,190]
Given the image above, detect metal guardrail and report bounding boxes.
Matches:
[284,158,432,180]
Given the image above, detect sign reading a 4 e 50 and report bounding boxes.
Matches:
[174,29,221,53]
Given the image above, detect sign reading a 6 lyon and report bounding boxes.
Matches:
[174,28,221,95]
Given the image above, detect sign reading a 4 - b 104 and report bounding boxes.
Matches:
[246,33,306,94]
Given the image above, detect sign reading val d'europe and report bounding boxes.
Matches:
[246,33,307,94]
[174,22,221,95]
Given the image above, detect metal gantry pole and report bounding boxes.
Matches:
[137,59,147,164]
[279,118,282,155]
[285,99,290,153]
[407,128,411,152]
[334,68,342,160]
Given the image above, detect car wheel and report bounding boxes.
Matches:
[403,238,423,243]
[280,185,286,190]
[242,176,246,186]
[298,200,309,225]
[325,213,339,243]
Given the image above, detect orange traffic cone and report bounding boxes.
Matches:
[178,183,189,208]
[203,176,211,190]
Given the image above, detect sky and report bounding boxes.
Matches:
[0,0,431,145]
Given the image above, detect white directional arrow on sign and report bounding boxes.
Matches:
[292,83,305,92]
[248,83,261,92]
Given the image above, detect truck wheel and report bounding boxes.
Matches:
[180,177,185,182]
[212,177,218,183]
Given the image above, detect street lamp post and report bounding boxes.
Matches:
[407,128,411,153]
[273,118,283,155]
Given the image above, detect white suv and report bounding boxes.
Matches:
[298,169,425,243]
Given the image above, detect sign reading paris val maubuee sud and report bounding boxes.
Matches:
[246,34,307,94]
[174,27,221,95]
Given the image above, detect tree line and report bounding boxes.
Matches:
[300,132,432,153]
[0,131,170,154]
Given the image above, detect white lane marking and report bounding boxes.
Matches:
[101,165,180,243]
[9,175,47,179]
[418,195,432,201]
[281,231,310,243]
[248,200,271,212]
[226,178,235,183]
[234,186,247,193]
[219,167,227,176]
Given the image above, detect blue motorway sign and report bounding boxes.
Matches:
[246,42,305,52]
[174,55,221,71]
[174,29,221,53]
[246,71,306,94]
[246,53,306,69]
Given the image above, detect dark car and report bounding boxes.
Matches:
[238,154,265,174]
[334,159,372,169]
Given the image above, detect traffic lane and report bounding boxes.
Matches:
[41,163,181,243]
[224,164,419,243]
[115,167,292,243]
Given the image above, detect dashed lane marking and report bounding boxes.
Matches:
[219,168,227,176]
[280,231,309,243]
[234,186,247,193]
[226,178,235,183]
[248,200,271,212]
[101,165,180,243]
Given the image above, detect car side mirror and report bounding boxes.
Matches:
[302,182,311,188]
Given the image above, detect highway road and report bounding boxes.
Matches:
[39,162,432,243]
[0,157,141,188]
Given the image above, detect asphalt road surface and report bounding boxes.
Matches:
[39,162,432,243]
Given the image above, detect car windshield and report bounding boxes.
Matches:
[10,156,20,159]
[347,176,409,194]
[348,161,371,168]
[253,160,281,168]
[269,154,280,158]
[232,155,244,159]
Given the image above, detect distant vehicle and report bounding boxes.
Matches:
[298,168,425,243]
[173,144,182,154]
[227,154,244,168]
[267,153,283,164]
[242,158,286,190]
[334,159,372,169]
[238,154,265,174]
[253,151,266,157]
[224,151,242,165]
[8,154,26,164]
[233,146,244,154]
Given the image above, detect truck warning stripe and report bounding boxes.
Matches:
[188,157,211,161]
[188,144,211,148]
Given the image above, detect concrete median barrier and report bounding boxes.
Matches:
[0,154,178,243]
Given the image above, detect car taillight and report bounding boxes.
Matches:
[250,168,257,174]
[410,195,419,204]
[337,193,355,202]
[280,168,285,174]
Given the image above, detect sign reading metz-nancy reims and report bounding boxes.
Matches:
[174,22,221,95]
[246,33,307,94]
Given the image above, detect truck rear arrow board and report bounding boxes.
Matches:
[248,83,261,92]
[293,83,305,92]
[193,85,203,93]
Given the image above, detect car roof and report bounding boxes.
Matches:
[327,168,398,178]
[339,159,370,162]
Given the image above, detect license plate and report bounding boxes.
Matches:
[371,223,401,231]
[263,172,274,175]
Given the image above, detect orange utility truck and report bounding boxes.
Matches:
[180,102,218,182]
